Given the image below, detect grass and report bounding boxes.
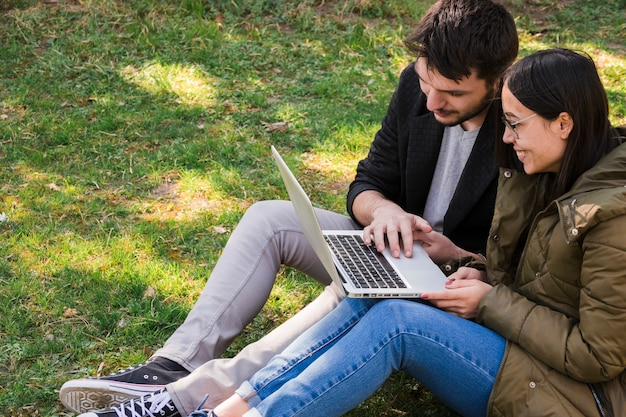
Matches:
[0,0,624,416]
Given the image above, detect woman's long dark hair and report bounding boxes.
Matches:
[495,48,621,199]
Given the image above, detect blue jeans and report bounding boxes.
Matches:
[236,298,506,417]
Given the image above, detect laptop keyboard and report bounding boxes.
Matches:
[324,234,407,289]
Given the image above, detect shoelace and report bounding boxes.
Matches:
[111,390,174,417]
[188,394,216,417]
[188,411,216,417]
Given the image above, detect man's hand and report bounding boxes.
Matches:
[362,204,432,258]
[352,191,482,262]
[421,267,491,319]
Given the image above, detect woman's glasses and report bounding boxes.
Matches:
[501,113,537,139]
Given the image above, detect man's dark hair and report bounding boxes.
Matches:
[405,0,518,85]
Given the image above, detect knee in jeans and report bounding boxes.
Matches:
[371,299,410,314]
[371,299,434,326]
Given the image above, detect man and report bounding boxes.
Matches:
[61,0,518,415]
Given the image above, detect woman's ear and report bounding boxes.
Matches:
[557,112,574,140]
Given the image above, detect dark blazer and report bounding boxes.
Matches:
[347,63,499,255]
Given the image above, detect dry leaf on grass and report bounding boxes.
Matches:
[262,121,289,133]
[143,286,157,298]
[63,307,78,317]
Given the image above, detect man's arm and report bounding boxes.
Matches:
[346,65,429,257]
[346,64,421,220]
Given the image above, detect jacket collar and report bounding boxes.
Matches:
[556,142,626,243]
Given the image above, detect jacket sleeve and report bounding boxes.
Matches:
[477,214,626,383]
[346,65,418,223]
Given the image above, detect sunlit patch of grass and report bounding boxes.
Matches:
[136,173,251,223]
[120,62,220,107]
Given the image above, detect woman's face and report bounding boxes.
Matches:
[501,83,570,174]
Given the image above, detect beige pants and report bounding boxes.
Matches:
[153,200,356,413]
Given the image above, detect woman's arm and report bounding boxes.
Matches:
[477,215,626,383]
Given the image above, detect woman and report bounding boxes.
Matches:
[99,48,626,417]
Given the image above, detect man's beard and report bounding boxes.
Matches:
[434,87,496,127]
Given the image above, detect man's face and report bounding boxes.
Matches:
[414,57,496,131]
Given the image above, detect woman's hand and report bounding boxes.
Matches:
[413,230,484,265]
[412,229,462,264]
[421,268,492,319]
[448,266,488,282]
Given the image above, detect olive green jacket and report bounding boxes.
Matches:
[477,142,626,417]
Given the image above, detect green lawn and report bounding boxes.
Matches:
[0,0,624,416]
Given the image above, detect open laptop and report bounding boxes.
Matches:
[271,145,448,298]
